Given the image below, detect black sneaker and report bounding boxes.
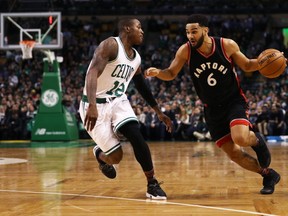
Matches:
[93,145,116,179]
[252,132,271,168]
[146,179,167,200]
[260,168,281,194]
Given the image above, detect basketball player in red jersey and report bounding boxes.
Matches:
[146,14,280,194]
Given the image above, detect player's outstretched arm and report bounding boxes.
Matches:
[145,44,188,81]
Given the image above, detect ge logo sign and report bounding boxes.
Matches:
[42,89,59,107]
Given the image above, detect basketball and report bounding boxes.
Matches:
[257,48,287,78]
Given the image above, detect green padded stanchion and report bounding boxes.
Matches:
[31,59,79,141]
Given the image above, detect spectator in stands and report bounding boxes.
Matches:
[268,103,286,136]
[135,105,148,140]
[159,103,178,141]
[174,104,191,140]
[249,107,259,130]
[145,107,161,140]
[0,105,7,139]
[256,105,269,136]
[8,72,19,88]
[189,114,212,141]
[63,94,77,116]
[186,106,211,141]
[5,105,22,140]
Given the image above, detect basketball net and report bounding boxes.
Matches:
[19,40,36,59]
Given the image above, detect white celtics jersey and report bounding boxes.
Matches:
[83,37,141,98]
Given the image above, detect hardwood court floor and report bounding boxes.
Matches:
[0,140,287,216]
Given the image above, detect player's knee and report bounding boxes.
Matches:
[118,121,143,142]
[232,134,249,147]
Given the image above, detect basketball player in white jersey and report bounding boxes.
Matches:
[79,18,172,200]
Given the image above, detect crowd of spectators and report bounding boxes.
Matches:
[0,14,288,141]
[3,0,287,15]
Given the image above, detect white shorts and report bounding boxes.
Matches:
[79,94,138,155]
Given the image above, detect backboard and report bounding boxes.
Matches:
[0,12,62,50]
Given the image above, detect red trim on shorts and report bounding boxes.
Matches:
[230,118,251,128]
[216,119,252,148]
[216,134,232,147]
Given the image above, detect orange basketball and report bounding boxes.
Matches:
[257,48,287,78]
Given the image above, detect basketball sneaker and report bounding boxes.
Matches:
[93,145,116,179]
[252,132,271,168]
[260,168,281,194]
[146,179,167,200]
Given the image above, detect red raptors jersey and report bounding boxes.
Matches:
[187,37,246,106]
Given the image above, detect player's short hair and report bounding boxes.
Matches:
[118,18,135,33]
[187,14,209,27]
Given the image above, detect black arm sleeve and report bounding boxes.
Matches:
[132,73,157,107]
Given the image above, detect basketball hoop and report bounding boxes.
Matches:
[19,40,36,59]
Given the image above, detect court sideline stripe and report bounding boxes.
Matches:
[0,189,277,216]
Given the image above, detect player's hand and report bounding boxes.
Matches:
[157,113,173,133]
[84,104,98,131]
[144,67,160,78]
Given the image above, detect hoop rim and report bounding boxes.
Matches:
[19,40,36,47]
